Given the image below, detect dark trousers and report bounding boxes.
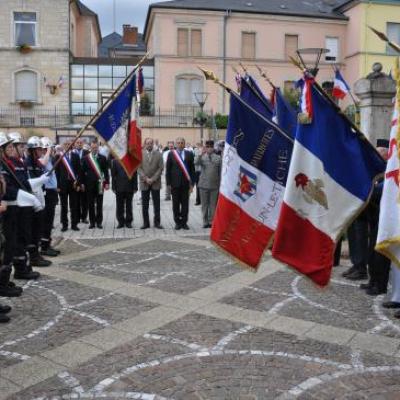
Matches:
[171,187,189,226]
[141,189,161,226]
[31,209,43,248]
[116,191,133,225]
[195,171,201,204]
[347,215,368,272]
[3,206,18,265]
[42,189,58,241]
[59,190,79,228]
[87,187,103,225]
[17,207,32,257]
[77,191,88,221]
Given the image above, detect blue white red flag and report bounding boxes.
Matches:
[211,92,293,269]
[92,76,142,178]
[273,88,298,138]
[272,84,386,286]
[332,69,351,100]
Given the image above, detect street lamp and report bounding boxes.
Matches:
[194,91,209,144]
[296,47,329,77]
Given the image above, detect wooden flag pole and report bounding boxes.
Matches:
[48,50,151,176]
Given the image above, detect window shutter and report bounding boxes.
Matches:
[387,23,400,55]
[16,70,38,101]
[285,35,298,60]
[191,29,202,57]
[177,28,189,56]
[190,78,202,105]
[325,37,338,62]
[242,32,255,59]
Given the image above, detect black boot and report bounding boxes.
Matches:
[0,265,22,297]
[0,304,11,314]
[13,256,41,280]
[0,314,10,323]
[40,239,59,257]
[29,246,51,267]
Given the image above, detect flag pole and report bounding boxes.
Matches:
[198,67,294,143]
[288,56,384,159]
[369,26,400,54]
[255,65,277,90]
[48,50,151,176]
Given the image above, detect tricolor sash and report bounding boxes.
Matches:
[172,150,192,184]
[61,153,77,182]
[87,153,104,194]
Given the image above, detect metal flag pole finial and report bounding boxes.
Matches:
[198,67,233,92]
[255,65,276,89]
[369,26,400,54]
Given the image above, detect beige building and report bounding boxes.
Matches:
[0,0,100,137]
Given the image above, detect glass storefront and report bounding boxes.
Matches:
[70,63,154,116]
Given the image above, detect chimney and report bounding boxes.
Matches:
[122,25,138,45]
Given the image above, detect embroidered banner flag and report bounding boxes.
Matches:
[273,88,298,139]
[376,62,400,266]
[241,77,273,119]
[272,82,386,286]
[211,92,293,269]
[332,69,351,100]
[92,76,141,178]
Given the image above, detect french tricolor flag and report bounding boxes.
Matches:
[272,84,386,286]
[211,91,293,269]
[332,69,351,100]
[93,76,142,178]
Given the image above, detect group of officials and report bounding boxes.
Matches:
[0,133,222,323]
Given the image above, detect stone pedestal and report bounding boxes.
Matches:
[353,63,396,146]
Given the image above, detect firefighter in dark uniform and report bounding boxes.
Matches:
[25,136,52,267]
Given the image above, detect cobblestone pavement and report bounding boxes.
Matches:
[1,192,400,399]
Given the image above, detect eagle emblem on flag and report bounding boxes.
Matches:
[234,166,257,201]
[295,173,329,210]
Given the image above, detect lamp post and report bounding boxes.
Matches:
[194,91,209,144]
[296,47,329,77]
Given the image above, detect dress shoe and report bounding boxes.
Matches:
[88,224,95,229]
[41,247,59,257]
[341,265,357,278]
[382,301,400,309]
[360,282,372,290]
[140,225,150,230]
[125,223,133,229]
[182,224,190,230]
[345,270,368,281]
[30,256,51,267]
[0,314,10,323]
[97,224,103,229]
[61,226,68,232]
[8,282,22,294]
[175,224,181,230]
[154,224,163,229]
[0,304,11,314]
[71,226,80,231]
[366,286,387,296]
[14,270,41,280]
[116,223,124,229]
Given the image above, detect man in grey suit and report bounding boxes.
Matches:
[138,138,164,229]
[195,140,221,228]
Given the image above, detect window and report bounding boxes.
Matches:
[242,32,256,59]
[14,12,37,46]
[178,28,189,56]
[325,37,339,62]
[176,75,203,107]
[387,23,400,55]
[177,28,202,57]
[285,34,298,60]
[15,70,38,102]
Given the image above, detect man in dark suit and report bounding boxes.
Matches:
[166,137,195,230]
[111,159,138,228]
[74,139,89,223]
[55,140,82,232]
[81,139,110,229]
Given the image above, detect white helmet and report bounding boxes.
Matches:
[8,131,25,144]
[0,132,13,148]
[27,136,42,149]
[40,137,54,148]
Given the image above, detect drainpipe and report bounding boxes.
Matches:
[222,9,231,113]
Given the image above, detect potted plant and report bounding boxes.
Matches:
[18,44,32,54]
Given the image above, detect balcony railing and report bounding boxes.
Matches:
[0,106,209,129]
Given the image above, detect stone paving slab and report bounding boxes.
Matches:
[2,193,400,398]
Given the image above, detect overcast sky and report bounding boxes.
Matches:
[81,0,159,37]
